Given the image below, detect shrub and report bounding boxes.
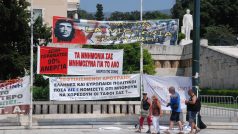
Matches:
[200,88,238,97]
[33,86,49,101]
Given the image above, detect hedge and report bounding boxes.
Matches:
[200,89,238,97]
[33,86,49,101]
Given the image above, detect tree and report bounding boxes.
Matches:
[109,11,128,20]
[0,0,30,80]
[109,10,170,21]
[78,9,94,20]
[95,3,104,21]
[171,0,238,36]
[83,43,156,75]
[33,17,51,46]
[171,0,238,46]
[143,11,170,20]
[204,25,236,46]
[32,16,52,101]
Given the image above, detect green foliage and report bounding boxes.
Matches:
[0,0,51,80]
[95,3,104,20]
[83,43,156,75]
[0,0,30,79]
[33,17,51,46]
[34,74,49,87]
[0,52,27,79]
[109,10,170,21]
[33,86,49,101]
[33,74,49,101]
[171,0,238,43]
[143,11,170,20]
[78,9,94,20]
[109,11,133,21]
[200,89,238,97]
[178,32,185,43]
[204,25,236,46]
[171,0,193,28]
[143,49,156,75]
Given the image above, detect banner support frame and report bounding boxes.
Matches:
[140,0,143,100]
[28,0,34,129]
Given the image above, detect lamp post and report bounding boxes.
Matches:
[192,0,200,93]
[29,0,34,129]
[192,0,200,127]
[140,0,143,21]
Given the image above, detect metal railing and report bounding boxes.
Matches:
[1,95,237,127]
[200,95,238,122]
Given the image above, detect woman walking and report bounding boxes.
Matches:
[151,95,163,134]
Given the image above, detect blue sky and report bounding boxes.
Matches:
[80,0,176,12]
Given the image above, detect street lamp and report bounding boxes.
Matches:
[192,0,200,92]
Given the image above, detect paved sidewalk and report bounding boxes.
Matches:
[0,125,238,134]
[1,114,238,134]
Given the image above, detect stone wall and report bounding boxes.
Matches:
[143,41,238,89]
[143,44,192,76]
[199,46,238,89]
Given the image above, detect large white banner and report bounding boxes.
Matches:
[50,74,140,100]
[143,74,192,110]
[37,46,123,75]
[0,76,30,114]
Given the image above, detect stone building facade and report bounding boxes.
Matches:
[143,40,238,89]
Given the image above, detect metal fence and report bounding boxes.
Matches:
[200,95,238,122]
[0,95,238,127]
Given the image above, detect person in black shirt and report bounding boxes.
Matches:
[136,92,152,133]
[185,89,200,134]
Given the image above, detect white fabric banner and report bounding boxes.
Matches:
[143,74,192,110]
[0,76,30,114]
[37,46,123,75]
[68,47,123,75]
[49,74,140,100]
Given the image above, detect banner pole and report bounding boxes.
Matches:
[140,0,143,99]
[140,0,143,21]
[29,0,34,129]
[140,43,143,97]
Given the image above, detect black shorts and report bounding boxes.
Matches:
[170,111,180,122]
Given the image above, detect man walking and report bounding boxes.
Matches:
[165,86,183,134]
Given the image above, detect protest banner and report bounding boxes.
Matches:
[37,46,123,75]
[143,74,192,110]
[0,76,30,114]
[49,74,140,100]
[52,16,179,45]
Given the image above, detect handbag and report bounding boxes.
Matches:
[141,109,149,117]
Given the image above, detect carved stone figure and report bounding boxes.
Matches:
[182,9,193,40]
